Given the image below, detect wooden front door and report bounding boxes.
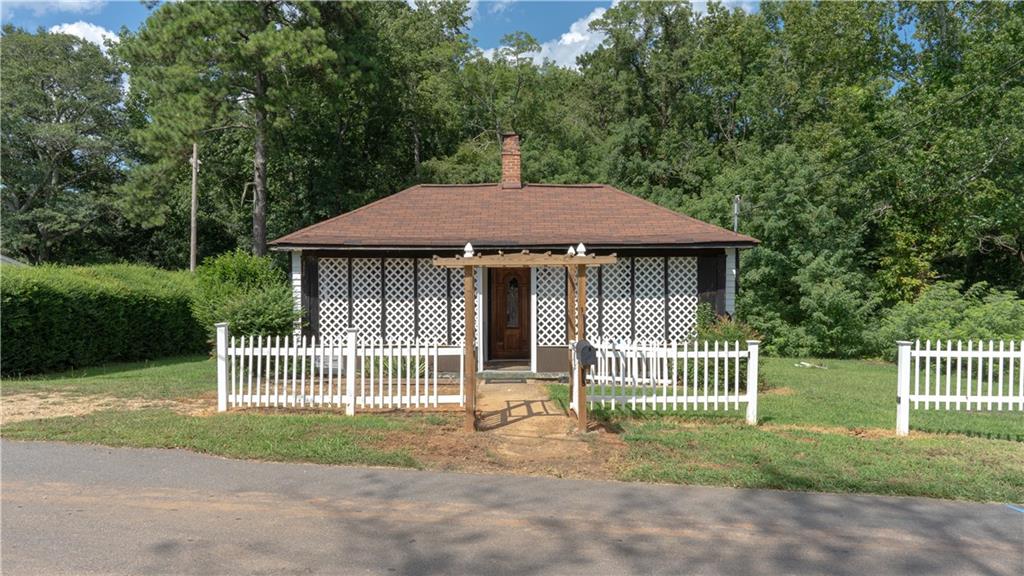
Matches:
[489,268,531,359]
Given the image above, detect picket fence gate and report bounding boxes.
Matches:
[573,340,760,424]
[896,339,1024,435]
[215,323,465,413]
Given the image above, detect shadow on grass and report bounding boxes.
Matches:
[6,354,213,382]
[912,426,1024,442]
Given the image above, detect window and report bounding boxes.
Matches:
[506,277,519,328]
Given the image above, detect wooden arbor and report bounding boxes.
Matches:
[433,247,617,431]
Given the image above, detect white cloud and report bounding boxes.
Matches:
[529,6,607,69]
[48,21,118,52]
[692,1,760,16]
[489,0,516,14]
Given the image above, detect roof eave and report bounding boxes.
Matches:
[269,240,759,252]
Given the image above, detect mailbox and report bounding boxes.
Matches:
[574,340,598,367]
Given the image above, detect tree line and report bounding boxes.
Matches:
[2,0,1022,356]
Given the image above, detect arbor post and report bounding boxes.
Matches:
[575,264,588,430]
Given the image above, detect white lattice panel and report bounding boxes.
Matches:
[601,258,632,343]
[318,258,350,342]
[536,267,565,346]
[634,257,665,342]
[417,259,448,344]
[350,258,382,340]
[449,271,478,345]
[586,266,600,342]
[384,258,415,341]
[668,257,699,340]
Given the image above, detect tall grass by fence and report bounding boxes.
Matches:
[216,324,464,413]
[896,339,1024,435]
[574,340,760,424]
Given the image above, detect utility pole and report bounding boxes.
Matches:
[732,195,740,232]
[189,142,200,272]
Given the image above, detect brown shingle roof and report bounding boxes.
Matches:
[270,183,758,249]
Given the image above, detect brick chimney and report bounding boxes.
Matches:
[501,132,521,189]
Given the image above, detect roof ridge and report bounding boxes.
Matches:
[523,183,604,188]
[419,183,497,188]
[416,182,608,189]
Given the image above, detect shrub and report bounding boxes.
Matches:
[216,284,299,337]
[1,264,206,375]
[193,250,300,339]
[870,281,1024,359]
[695,303,761,343]
[691,303,765,391]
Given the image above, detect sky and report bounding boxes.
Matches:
[0,0,760,68]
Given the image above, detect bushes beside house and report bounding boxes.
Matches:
[696,303,760,343]
[1,253,299,375]
[1,264,206,375]
[192,250,300,340]
[869,281,1024,360]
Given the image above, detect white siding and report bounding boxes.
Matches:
[725,248,737,315]
[530,268,538,371]
[291,250,302,336]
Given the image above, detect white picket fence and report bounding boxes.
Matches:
[573,340,760,424]
[215,323,464,413]
[896,339,1024,435]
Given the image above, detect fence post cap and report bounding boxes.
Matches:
[745,340,761,345]
[215,322,229,328]
[896,340,913,346]
[346,327,359,334]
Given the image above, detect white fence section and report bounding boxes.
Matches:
[355,339,465,409]
[896,339,1024,436]
[215,323,464,413]
[573,340,760,424]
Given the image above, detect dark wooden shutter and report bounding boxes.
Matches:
[697,254,726,316]
[302,255,320,338]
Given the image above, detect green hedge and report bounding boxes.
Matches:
[1,264,207,375]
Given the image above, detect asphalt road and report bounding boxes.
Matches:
[2,440,1022,575]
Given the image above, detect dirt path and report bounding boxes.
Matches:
[1,392,213,424]
[383,380,629,479]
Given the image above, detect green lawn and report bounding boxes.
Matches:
[551,357,1023,440]
[550,356,1024,501]
[622,420,1024,501]
[3,354,1022,502]
[2,409,425,468]
[2,355,216,400]
[761,357,1024,440]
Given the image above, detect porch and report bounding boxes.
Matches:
[291,249,737,374]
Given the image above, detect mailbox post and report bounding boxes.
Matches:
[575,264,588,430]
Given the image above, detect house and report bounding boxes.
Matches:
[270,134,757,374]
